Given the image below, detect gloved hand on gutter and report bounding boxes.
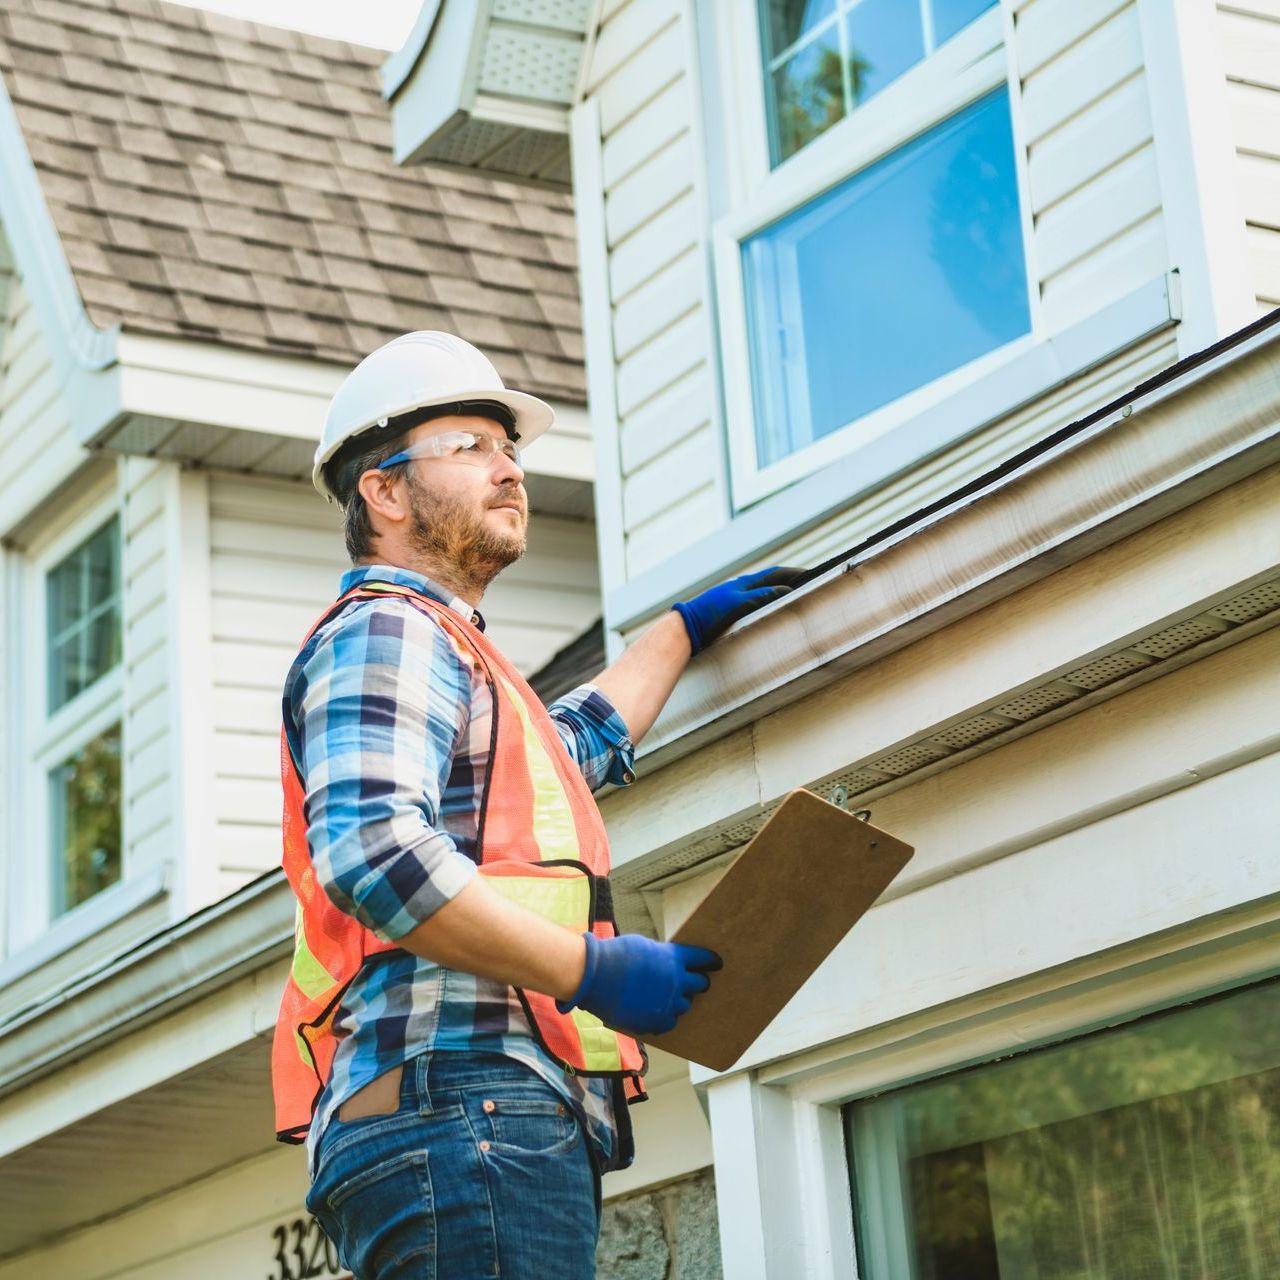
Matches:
[672,565,809,655]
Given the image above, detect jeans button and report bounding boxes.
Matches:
[479,1140,491,1152]
[482,1099,496,1113]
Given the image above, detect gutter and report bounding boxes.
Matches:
[627,312,1280,776]
[0,869,293,1100]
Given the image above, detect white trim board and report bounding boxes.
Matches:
[608,272,1180,630]
[705,893,1280,1279]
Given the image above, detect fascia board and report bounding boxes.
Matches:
[387,0,491,167]
[622,319,1280,778]
[381,0,444,100]
[112,332,593,482]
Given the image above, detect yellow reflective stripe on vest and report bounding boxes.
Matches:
[495,673,579,861]
[485,869,591,930]
[291,903,339,1002]
[570,1008,625,1072]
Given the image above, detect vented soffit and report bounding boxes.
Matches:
[383,0,592,183]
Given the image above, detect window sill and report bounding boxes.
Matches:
[606,274,1180,633]
[0,863,170,988]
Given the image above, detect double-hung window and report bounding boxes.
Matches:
[34,514,123,923]
[710,0,1035,506]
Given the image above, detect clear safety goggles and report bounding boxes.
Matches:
[376,430,524,472]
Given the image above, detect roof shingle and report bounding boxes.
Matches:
[0,0,586,400]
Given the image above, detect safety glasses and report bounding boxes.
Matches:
[376,430,524,472]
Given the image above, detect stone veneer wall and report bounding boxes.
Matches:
[597,1169,722,1279]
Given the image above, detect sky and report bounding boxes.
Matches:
[162,0,423,50]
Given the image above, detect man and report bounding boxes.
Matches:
[272,331,806,1279]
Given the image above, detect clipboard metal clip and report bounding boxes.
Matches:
[827,783,872,823]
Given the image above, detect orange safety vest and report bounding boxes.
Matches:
[272,580,647,1144]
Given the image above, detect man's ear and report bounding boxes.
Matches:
[356,467,409,531]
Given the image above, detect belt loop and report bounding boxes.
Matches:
[413,1051,434,1116]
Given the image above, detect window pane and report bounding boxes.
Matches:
[761,0,836,59]
[47,516,121,712]
[847,980,1280,1277]
[50,722,123,915]
[847,0,925,106]
[770,27,847,162]
[932,0,997,47]
[743,89,1030,468]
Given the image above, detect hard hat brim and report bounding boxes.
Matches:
[312,387,554,501]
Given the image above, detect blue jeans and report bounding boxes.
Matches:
[305,1051,602,1280]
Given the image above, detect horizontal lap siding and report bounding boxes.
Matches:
[122,460,174,877]
[1015,0,1169,331]
[1218,3,1280,312]
[0,280,72,509]
[208,475,603,887]
[208,474,346,885]
[583,0,725,580]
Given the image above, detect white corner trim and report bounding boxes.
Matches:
[608,274,1181,631]
[1136,0,1257,354]
[570,96,628,663]
[168,469,217,917]
[0,862,169,990]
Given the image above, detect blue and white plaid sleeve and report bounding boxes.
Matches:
[548,683,637,793]
[292,601,479,942]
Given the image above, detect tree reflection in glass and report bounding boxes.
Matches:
[52,722,122,914]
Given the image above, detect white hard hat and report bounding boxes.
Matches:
[313,331,555,501]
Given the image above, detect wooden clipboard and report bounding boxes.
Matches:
[643,788,913,1071]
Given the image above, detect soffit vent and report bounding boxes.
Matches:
[612,573,1280,929]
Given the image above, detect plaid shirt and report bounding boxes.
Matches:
[284,564,638,1177]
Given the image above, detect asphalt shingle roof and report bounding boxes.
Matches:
[0,0,586,400]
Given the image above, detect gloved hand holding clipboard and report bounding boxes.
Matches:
[643,788,913,1071]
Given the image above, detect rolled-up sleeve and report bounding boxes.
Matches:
[292,601,479,941]
[548,682,637,793]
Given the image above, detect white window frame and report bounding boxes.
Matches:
[700,915,1280,1279]
[5,478,129,955]
[711,2,1042,509]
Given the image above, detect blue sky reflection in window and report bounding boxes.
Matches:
[743,90,1031,469]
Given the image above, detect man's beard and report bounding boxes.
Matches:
[404,470,526,589]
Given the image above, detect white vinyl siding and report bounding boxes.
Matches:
[1218,1,1280,313]
[581,0,726,582]
[0,278,81,534]
[576,0,1184,603]
[208,475,345,890]
[1018,0,1169,332]
[207,475,605,893]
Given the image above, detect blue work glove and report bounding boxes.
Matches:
[557,932,722,1036]
[672,565,808,655]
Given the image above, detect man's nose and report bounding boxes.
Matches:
[492,451,524,483]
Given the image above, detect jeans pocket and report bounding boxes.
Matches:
[314,1149,435,1280]
[483,1094,580,1156]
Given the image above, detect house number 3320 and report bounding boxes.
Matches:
[267,1218,346,1280]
